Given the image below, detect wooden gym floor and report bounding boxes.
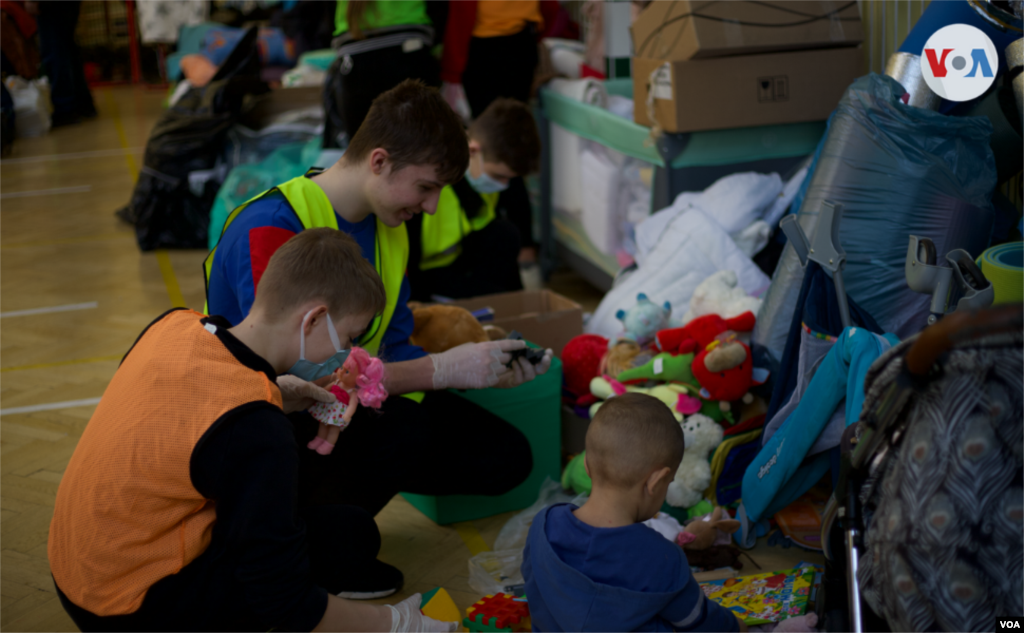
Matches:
[0,86,815,632]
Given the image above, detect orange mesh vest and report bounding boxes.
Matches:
[48,309,283,616]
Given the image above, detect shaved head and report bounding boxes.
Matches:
[586,393,685,489]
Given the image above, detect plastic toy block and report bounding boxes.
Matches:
[421,587,462,629]
[464,593,531,633]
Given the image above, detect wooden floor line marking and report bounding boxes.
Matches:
[454,521,490,557]
[0,397,103,416]
[0,232,134,250]
[0,185,92,199]
[1,354,123,373]
[156,250,187,308]
[106,89,139,180]
[0,147,145,165]
[0,302,98,318]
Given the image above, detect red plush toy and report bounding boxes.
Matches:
[561,334,609,397]
[655,311,756,355]
[692,338,756,403]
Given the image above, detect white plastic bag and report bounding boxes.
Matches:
[4,76,50,138]
[468,549,526,596]
[494,478,583,551]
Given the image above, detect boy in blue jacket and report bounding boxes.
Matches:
[523,393,746,632]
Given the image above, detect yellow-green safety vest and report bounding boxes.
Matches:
[203,175,424,402]
[418,185,498,270]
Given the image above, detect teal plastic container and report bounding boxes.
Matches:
[401,356,563,525]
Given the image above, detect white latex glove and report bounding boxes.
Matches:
[386,594,457,633]
[495,348,554,389]
[276,374,337,414]
[440,81,471,123]
[429,340,524,390]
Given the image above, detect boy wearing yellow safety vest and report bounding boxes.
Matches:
[407,97,541,302]
[51,229,458,632]
[204,79,553,599]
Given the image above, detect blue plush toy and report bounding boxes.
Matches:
[615,293,672,346]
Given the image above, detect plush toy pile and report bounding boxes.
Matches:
[560,273,770,512]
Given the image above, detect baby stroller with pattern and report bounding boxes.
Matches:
[820,304,1024,632]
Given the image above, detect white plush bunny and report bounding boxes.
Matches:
[666,414,724,509]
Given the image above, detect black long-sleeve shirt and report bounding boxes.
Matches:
[57,316,327,633]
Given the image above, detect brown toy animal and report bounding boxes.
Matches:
[409,304,504,353]
[675,506,741,550]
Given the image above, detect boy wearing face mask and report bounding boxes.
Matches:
[406,97,541,301]
[49,229,457,633]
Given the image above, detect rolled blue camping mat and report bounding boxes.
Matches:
[979,242,1023,305]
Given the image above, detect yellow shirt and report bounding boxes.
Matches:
[473,0,543,38]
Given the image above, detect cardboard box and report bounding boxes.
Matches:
[448,290,583,358]
[631,0,862,62]
[633,45,863,133]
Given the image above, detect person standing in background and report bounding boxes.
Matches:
[322,0,448,149]
[29,0,96,127]
[442,1,542,267]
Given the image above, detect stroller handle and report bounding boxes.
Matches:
[905,304,1024,376]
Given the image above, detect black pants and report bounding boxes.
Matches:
[293,389,534,514]
[461,26,539,249]
[461,26,538,119]
[56,504,381,632]
[37,0,95,118]
[323,42,440,149]
[408,219,524,302]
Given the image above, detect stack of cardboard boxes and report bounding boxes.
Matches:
[632,1,865,133]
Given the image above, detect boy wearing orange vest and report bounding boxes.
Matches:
[49,229,457,633]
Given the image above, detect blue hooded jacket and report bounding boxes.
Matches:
[522,504,740,632]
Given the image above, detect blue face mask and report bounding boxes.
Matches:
[287,310,351,382]
[465,167,510,194]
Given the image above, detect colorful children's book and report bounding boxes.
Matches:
[699,564,821,625]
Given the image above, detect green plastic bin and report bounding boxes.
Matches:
[401,355,563,525]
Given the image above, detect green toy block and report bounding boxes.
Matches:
[402,353,562,525]
[464,616,514,633]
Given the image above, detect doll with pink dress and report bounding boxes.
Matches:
[306,347,387,455]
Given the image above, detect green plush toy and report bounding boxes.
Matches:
[617,352,696,386]
[561,452,592,495]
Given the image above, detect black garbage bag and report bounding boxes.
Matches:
[119,26,268,250]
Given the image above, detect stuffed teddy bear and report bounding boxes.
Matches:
[561,334,609,398]
[676,506,741,550]
[682,270,763,324]
[655,311,756,355]
[409,304,503,353]
[600,338,644,377]
[691,338,769,413]
[667,414,723,508]
[588,376,705,422]
[615,293,671,347]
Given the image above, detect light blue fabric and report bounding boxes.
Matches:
[167,22,221,81]
[741,327,899,524]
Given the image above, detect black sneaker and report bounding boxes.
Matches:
[335,559,404,600]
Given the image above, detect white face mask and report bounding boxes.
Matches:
[466,167,510,194]
[465,151,510,194]
[287,310,350,382]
